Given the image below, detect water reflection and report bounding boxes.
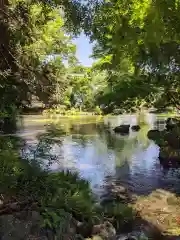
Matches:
[3,114,180,196]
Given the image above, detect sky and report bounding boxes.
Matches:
[73,33,94,67]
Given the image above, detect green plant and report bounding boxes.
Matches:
[41,208,72,234]
[103,202,136,229]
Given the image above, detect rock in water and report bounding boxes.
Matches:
[113,125,130,134]
[147,129,160,140]
[131,125,140,131]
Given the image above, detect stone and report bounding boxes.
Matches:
[147,129,160,140]
[113,125,130,134]
[131,125,140,131]
[111,185,126,193]
[76,221,93,238]
[92,221,116,240]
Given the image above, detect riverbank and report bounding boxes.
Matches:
[21,106,180,123]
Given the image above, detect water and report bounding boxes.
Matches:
[15,113,180,197]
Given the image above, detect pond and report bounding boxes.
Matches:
[14,113,180,198]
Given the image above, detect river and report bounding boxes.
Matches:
[15,113,180,198]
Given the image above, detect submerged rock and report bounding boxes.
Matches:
[113,125,130,134]
[131,125,140,131]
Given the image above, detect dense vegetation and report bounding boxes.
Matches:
[85,0,180,113]
[1,0,180,119]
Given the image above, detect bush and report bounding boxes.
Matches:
[103,202,136,229]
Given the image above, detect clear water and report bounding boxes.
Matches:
[16,113,180,197]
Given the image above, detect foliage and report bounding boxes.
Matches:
[61,66,107,111]
[83,0,180,111]
[39,65,108,112]
[96,74,159,113]
[0,0,81,119]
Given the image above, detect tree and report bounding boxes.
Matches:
[0,0,80,116]
[84,0,180,111]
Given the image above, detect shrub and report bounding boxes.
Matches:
[103,202,136,229]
